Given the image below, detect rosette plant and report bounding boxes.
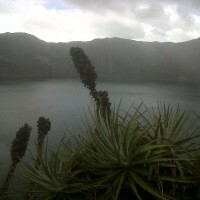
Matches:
[21,139,91,200]
[136,103,200,198]
[75,103,200,200]
[19,103,200,200]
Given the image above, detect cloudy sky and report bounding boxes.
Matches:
[0,0,200,43]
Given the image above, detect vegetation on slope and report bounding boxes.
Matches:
[0,32,200,82]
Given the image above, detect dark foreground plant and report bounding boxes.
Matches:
[20,103,200,200]
[135,103,200,198]
[76,103,200,200]
[23,116,51,199]
[37,116,51,156]
[21,139,92,200]
[70,47,111,118]
[0,124,31,196]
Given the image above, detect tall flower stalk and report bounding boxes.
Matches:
[70,47,111,118]
[0,123,31,195]
[37,116,51,156]
[23,117,51,199]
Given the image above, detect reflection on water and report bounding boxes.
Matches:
[0,79,200,180]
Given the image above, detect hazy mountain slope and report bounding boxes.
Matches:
[0,32,199,82]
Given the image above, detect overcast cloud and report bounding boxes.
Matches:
[0,0,200,42]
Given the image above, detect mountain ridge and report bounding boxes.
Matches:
[0,32,199,83]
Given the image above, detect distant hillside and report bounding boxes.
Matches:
[0,32,200,82]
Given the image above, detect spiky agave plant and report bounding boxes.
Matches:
[19,103,200,200]
[21,138,92,200]
[137,103,200,198]
[0,123,31,196]
[76,103,200,200]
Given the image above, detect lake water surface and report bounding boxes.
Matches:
[0,79,200,180]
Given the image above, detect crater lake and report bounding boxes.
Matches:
[0,79,200,181]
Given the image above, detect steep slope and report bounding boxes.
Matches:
[0,32,199,82]
[0,32,73,78]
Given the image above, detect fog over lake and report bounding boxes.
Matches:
[0,79,200,180]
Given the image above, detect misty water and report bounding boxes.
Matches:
[0,79,200,181]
